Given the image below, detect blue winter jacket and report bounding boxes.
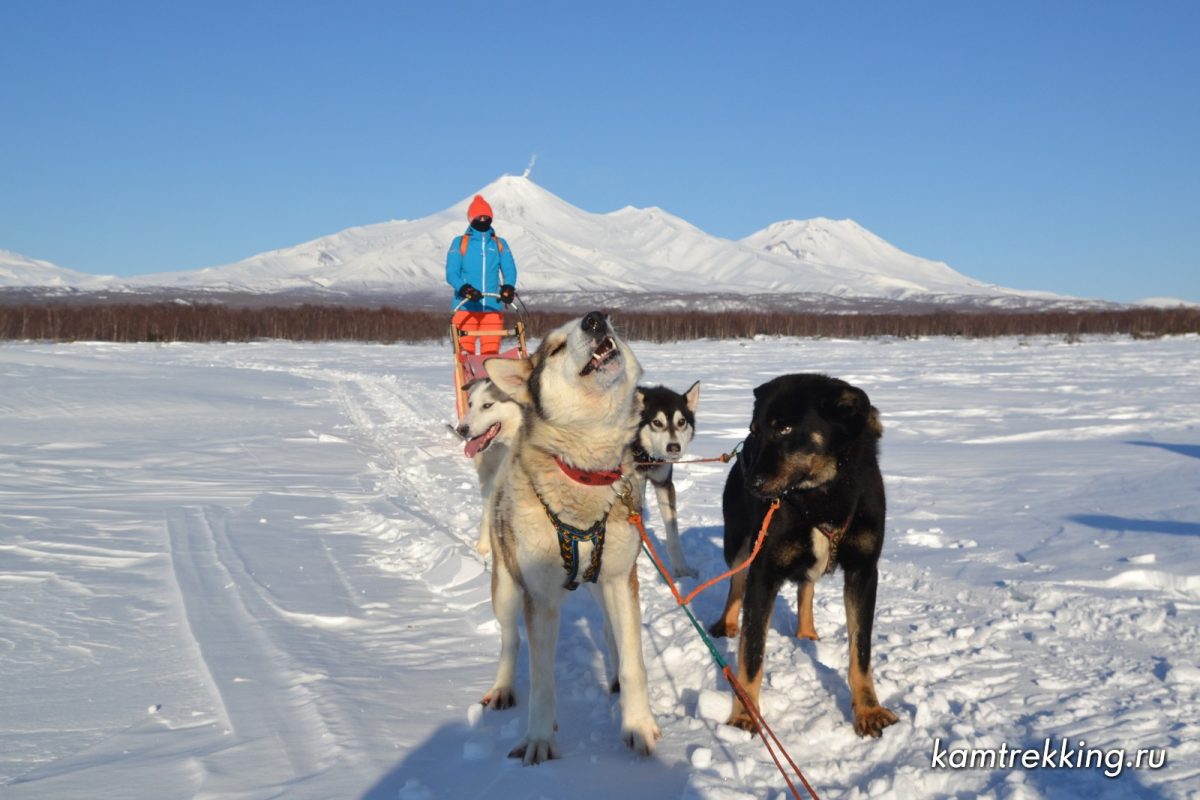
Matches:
[445,226,518,312]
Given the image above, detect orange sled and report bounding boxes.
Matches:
[451,293,528,421]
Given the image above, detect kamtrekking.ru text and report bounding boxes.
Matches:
[930,737,1166,779]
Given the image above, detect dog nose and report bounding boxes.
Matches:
[581,311,607,334]
[456,423,470,438]
[667,443,681,454]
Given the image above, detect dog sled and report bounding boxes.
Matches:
[451,292,528,421]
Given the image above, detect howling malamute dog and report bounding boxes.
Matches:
[483,311,660,765]
[457,378,524,556]
[633,382,700,578]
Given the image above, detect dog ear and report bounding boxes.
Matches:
[484,357,533,405]
[831,386,870,423]
[751,381,771,427]
[684,381,700,413]
[867,406,883,437]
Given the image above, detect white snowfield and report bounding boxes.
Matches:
[1,334,1197,800]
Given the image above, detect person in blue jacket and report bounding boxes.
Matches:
[446,194,518,356]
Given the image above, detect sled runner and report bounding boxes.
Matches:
[451,292,528,421]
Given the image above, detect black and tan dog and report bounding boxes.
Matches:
[708,373,898,738]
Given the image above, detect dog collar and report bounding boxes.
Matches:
[631,444,665,467]
[553,456,623,486]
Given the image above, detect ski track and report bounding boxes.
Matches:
[166,506,335,779]
[2,337,1198,799]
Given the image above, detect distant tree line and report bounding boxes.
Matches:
[1,303,1197,343]
[0,304,444,343]
[608,307,1200,341]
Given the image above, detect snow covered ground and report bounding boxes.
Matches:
[1,333,1197,799]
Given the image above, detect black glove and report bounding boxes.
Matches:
[499,284,516,305]
[457,284,483,302]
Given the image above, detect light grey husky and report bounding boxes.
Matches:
[482,311,660,765]
[457,378,524,556]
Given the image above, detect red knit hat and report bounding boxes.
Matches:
[467,195,493,221]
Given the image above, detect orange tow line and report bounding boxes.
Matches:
[629,496,822,800]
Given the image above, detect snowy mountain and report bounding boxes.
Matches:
[1135,296,1200,308]
[741,218,1005,297]
[0,249,106,289]
[3,177,1071,307]
[112,176,1056,306]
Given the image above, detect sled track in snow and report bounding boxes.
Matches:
[326,368,493,583]
[166,506,340,782]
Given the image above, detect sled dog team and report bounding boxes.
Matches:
[456,311,896,765]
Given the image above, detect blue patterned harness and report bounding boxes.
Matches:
[539,498,608,590]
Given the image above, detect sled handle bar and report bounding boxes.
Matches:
[452,291,517,312]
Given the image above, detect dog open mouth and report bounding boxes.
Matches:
[580,336,619,376]
[463,423,501,458]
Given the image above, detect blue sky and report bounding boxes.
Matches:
[2,0,1197,302]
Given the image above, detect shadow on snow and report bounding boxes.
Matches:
[362,717,693,800]
[1125,440,1200,461]
[1068,514,1200,538]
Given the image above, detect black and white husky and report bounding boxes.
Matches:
[483,311,660,765]
[633,382,700,578]
[457,379,524,556]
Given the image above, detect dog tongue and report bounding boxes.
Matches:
[463,423,500,458]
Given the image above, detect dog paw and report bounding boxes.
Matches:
[726,708,759,733]
[853,705,899,738]
[509,736,558,765]
[475,538,491,556]
[482,686,516,710]
[795,628,820,641]
[707,618,737,639]
[621,718,661,756]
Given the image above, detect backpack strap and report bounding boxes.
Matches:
[459,231,504,256]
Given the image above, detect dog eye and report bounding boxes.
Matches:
[677,419,688,429]
[548,340,566,356]
[482,402,493,409]
[652,419,665,429]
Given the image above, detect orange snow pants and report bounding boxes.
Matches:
[453,310,504,357]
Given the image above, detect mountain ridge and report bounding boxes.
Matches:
[3,176,1067,307]
[0,249,111,289]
